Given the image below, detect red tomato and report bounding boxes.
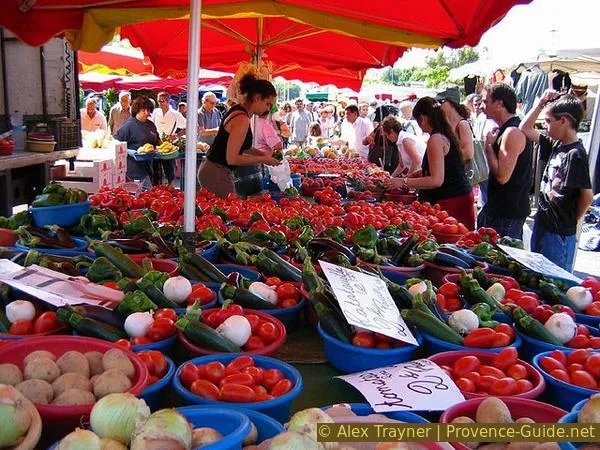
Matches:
[215,304,245,324]
[577,325,591,337]
[281,298,298,308]
[438,283,460,298]
[435,293,447,311]
[187,285,216,306]
[131,336,151,346]
[506,289,526,301]
[204,361,227,384]
[463,328,496,348]
[138,350,168,378]
[506,364,528,381]
[455,377,475,392]
[476,375,498,392]
[262,368,284,389]
[453,356,481,377]
[148,375,159,385]
[265,277,282,287]
[227,356,254,372]
[492,332,511,348]
[243,366,264,385]
[204,312,221,329]
[253,385,267,396]
[275,283,300,302]
[549,369,570,383]
[445,298,463,312]
[180,363,200,388]
[154,308,178,322]
[220,373,255,388]
[586,302,600,317]
[374,333,391,343]
[256,393,275,402]
[567,335,591,349]
[146,318,176,341]
[191,379,220,401]
[516,296,539,313]
[196,364,208,379]
[550,349,568,367]
[591,337,600,350]
[584,353,600,379]
[492,347,518,370]
[245,314,260,334]
[567,349,590,365]
[463,372,481,385]
[479,365,505,379]
[571,370,598,390]
[515,379,534,394]
[9,320,33,335]
[270,378,294,397]
[220,384,257,403]
[258,322,280,344]
[494,324,516,340]
[376,342,391,349]
[540,356,566,373]
[567,363,584,374]
[245,336,266,351]
[352,332,376,348]
[115,339,132,351]
[33,311,59,334]
[490,377,517,396]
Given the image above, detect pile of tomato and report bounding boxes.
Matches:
[187,283,217,306]
[180,355,294,403]
[582,277,600,316]
[458,227,500,248]
[435,283,464,313]
[204,305,282,352]
[137,350,169,385]
[431,217,469,236]
[440,348,536,396]
[463,324,516,348]
[6,311,62,336]
[116,308,177,348]
[539,349,600,390]
[264,278,302,308]
[351,331,408,349]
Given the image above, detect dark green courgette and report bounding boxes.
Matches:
[138,284,179,309]
[0,309,10,333]
[255,249,302,282]
[189,253,228,283]
[176,317,241,352]
[220,284,277,310]
[92,242,146,278]
[57,307,127,342]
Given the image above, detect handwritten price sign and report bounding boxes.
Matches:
[319,261,417,345]
[337,359,465,412]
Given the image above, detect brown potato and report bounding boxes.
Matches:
[56,351,90,378]
[533,445,561,450]
[449,416,478,449]
[85,351,105,376]
[93,369,131,398]
[17,379,53,404]
[90,374,101,385]
[102,349,134,379]
[507,443,539,450]
[24,357,60,383]
[0,363,23,386]
[476,397,512,424]
[52,373,92,397]
[24,350,56,366]
[52,388,95,405]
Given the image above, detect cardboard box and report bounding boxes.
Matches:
[112,168,127,187]
[55,158,114,193]
[78,141,127,167]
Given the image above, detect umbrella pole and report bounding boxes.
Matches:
[183,0,202,238]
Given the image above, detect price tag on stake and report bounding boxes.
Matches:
[319,260,417,345]
[336,359,465,412]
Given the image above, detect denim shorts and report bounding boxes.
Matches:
[530,220,577,272]
[477,208,525,241]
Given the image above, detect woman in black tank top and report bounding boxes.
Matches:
[198,74,280,198]
[383,97,475,230]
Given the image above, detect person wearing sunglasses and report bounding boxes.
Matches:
[520,90,593,272]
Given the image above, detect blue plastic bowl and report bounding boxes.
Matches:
[557,411,581,450]
[291,174,302,188]
[217,290,306,332]
[140,355,175,410]
[173,354,303,423]
[575,313,600,328]
[15,237,90,256]
[199,242,219,263]
[176,406,251,450]
[175,283,220,315]
[237,408,285,445]
[321,403,429,422]
[516,326,600,363]
[572,398,589,412]
[533,350,599,411]
[318,323,422,374]
[132,335,178,353]
[422,329,522,356]
[30,200,91,228]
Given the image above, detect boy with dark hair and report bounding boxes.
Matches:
[520,90,593,271]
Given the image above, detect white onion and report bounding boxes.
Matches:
[5,300,36,323]
[124,312,155,338]
[162,276,192,304]
[90,393,150,445]
[216,315,251,346]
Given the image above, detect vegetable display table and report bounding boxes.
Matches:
[0,148,79,216]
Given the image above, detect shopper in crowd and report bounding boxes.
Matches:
[151,91,186,185]
[318,107,335,138]
[198,92,222,149]
[340,104,373,159]
[306,102,317,122]
[108,90,131,135]
[385,97,474,230]
[465,93,479,118]
[368,100,379,123]
[520,90,593,271]
[380,115,424,176]
[198,74,280,198]
[80,97,107,132]
[359,102,370,119]
[398,100,421,136]
[436,88,474,164]
[478,83,533,240]
[115,96,159,189]
[178,102,187,117]
[289,99,311,146]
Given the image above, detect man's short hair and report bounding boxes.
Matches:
[547,93,584,130]
[345,104,359,115]
[118,90,131,100]
[157,91,170,100]
[485,83,517,114]
[202,92,217,102]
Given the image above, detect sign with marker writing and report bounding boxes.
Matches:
[319,261,417,345]
[337,359,464,412]
[498,245,582,284]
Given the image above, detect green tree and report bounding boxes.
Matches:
[381,67,417,86]
[273,80,301,102]
[410,47,479,88]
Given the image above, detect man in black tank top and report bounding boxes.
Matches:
[478,83,533,240]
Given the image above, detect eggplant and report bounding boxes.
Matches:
[307,238,356,264]
[71,304,125,329]
[103,239,151,254]
[438,245,478,268]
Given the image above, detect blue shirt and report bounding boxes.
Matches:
[115,117,159,151]
[198,106,222,145]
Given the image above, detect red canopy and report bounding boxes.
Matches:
[78,46,154,75]
[2,0,532,52]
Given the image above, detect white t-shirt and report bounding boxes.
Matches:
[80,109,107,132]
[151,107,186,137]
[341,117,373,159]
[396,131,426,170]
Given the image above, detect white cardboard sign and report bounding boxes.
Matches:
[337,359,465,412]
[319,261,417,345]
[498,245,583,284]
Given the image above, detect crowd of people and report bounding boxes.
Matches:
[81,76,593,273]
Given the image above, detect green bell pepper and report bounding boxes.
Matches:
[86,257,122,283]
[272,150,283,161]
[282,215,310,230]
[248,212,267,227]
[471,303,500,328]
[80,209,118,236]
[123,216,155,236]
[352,225,378,249]
[198,226,225,241]
[226,227,244,243]
[317,226,346,243]
[0,216,8,228]
[117,290,157,316]
[472,242,494,257]
[42,183,66,196]
[137,270,169,290]
[295,226,313,246]
[415,239,439,254]
[284,186,299,197]
[210,206,228,221]
[405,277,424,288]
[32,193,64,207]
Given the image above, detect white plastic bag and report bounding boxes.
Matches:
[269,158,292,191]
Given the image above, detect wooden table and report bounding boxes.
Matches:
[0,149,79,216]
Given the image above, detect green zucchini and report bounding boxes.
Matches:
[310,295,352,343]
[138,284,179,309]
[0,309,10,333]
[176,317,241,352]
[189,254,228,283]
[256,249,302,282]
[92,242,146,278]
[56,307,127,342]
[401,308,464,345]
[220,284,276,310]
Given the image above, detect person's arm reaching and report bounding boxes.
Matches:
[520,89,561,144]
